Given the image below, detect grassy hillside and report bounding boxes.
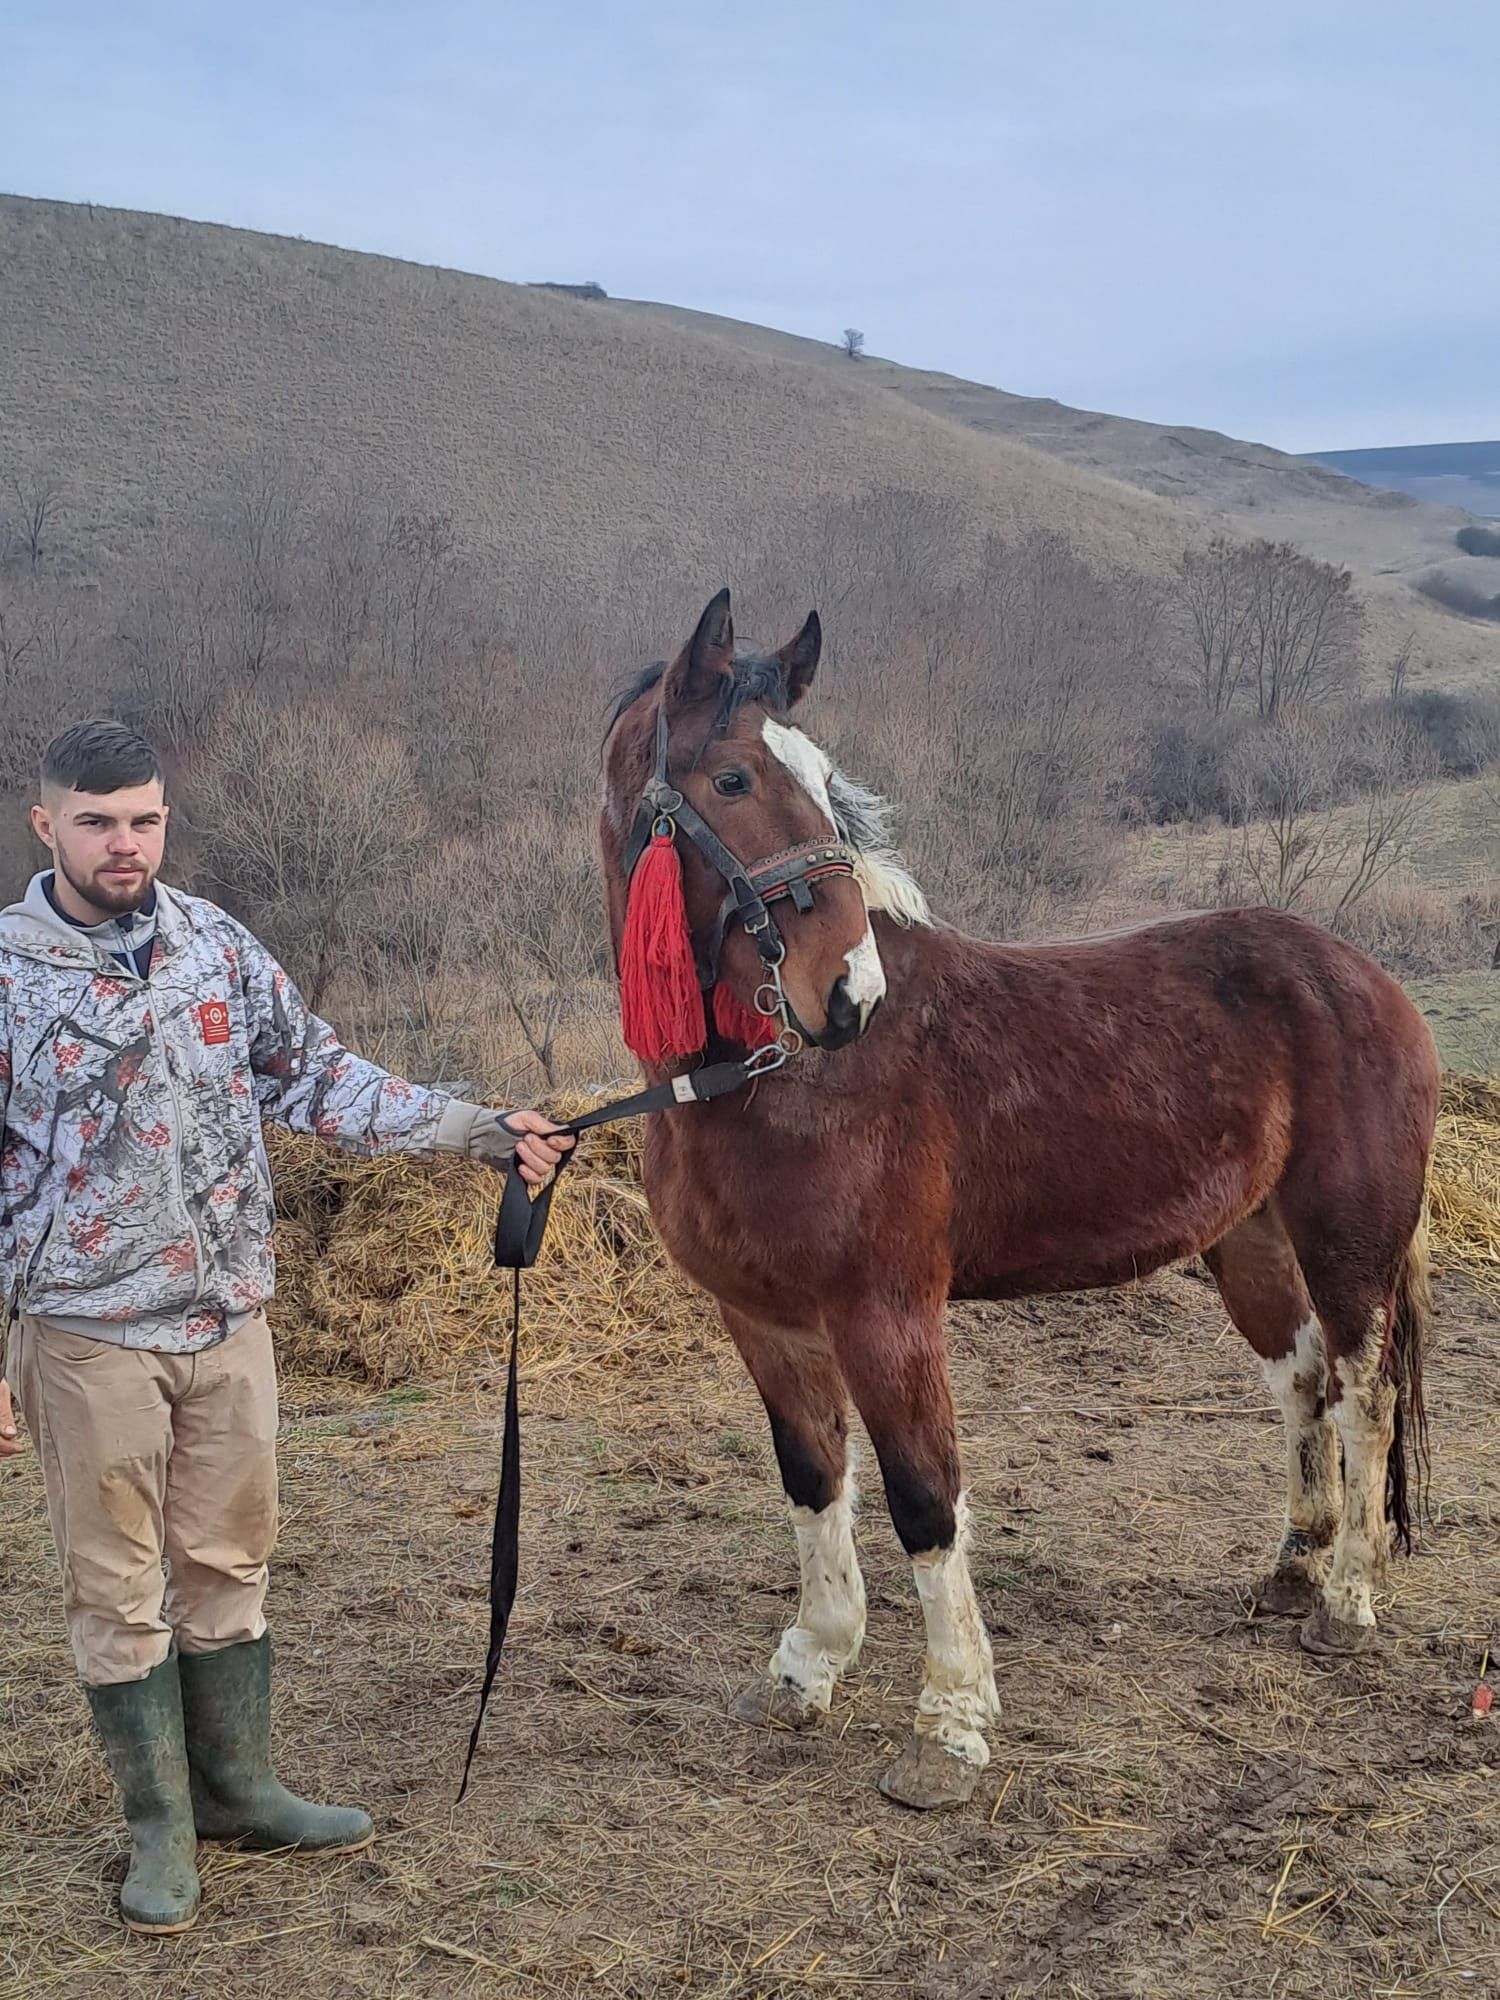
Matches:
[1,193,1217,612]
[0,191,1496,696]
[619,300,1500,692]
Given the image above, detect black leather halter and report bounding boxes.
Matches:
[622,706,861,1031]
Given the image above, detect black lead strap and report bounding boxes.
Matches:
[455,1056,776,1802]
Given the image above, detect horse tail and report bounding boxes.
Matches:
[1386,1209,1432,1555]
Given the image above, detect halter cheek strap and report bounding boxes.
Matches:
[622,706,861,1036]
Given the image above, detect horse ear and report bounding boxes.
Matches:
[778,611,822,706]
[664,588,735,709]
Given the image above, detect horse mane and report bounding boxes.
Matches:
[605,659,932,928]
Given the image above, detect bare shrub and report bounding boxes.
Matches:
[1334,883,1493,978]
[1222,710,1431,918]
[1416,571,1500,621]
[1129,714,1243,824]
[191,697,428,1009]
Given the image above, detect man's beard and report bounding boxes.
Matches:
[59,849,157,919]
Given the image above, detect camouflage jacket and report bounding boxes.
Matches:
[0,874,456,1351]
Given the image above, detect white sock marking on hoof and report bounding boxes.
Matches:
[767,1482,866,1712]
[910,1495,999,1768]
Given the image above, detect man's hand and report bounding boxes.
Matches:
[436,1101,578,1184]
[0,1377,23,1459]
[500,1111,576,1186]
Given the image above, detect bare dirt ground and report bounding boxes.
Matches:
[3,1270,1496,2000]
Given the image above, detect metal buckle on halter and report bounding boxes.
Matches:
[743,1043,789,1078]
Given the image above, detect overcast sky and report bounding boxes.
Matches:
[5,3,1496,452]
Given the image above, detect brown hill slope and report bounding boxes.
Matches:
[1,193,1494,690]
[620,300,1500,689]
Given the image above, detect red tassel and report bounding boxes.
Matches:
[619,834,706,1064]
[713,981,777,1050]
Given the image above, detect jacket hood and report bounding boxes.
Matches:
[0,872,190,971]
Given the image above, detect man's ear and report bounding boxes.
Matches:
[662,588,734,709]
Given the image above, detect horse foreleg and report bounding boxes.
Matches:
[721,1306,866,1729]
[832,1299,998,1809]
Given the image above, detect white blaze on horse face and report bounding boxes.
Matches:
[762,719,838,830]
[767,1484,867,1712]
[762,719,887,1020]
[910,1495,1000,1767]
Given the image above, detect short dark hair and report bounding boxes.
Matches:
[41,720,164,797]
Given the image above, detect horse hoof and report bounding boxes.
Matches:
[731,1677,821,1732]
[877,1737,982,1811]
[1253,1567,1321,1618]
[1299,1606,1377,1657]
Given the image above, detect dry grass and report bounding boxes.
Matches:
[3,1267,1496,1999]
[1429,1075,1500,1293]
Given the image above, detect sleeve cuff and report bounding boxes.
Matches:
[433,1099,483,1154]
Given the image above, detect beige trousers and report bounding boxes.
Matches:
[7,1312,279,1686]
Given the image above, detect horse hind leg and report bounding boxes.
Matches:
[720,1307,867,1730]
[830,1296,998,1810]
[1278,1195,1431,1657]
[1206,1206,1340,1618]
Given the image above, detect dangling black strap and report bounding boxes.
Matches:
[456,1263,521,1803]
[456,1053,774,1800]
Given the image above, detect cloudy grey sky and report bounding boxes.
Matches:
[5,3,1495,452]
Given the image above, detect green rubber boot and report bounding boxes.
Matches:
[177,1634,374,1854]
[85,1659,202,1935]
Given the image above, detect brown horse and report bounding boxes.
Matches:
[599,591,1440,1810]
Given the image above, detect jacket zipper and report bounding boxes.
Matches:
[121,943,208,1298]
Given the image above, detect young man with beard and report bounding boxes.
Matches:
[0,720,573,1934]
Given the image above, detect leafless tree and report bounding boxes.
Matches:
[10,477,66,571]
[1176,537,1362,719]
[841,328,865,360]
[378,510,458,679]
[1179,538,1255,715]
[1243,540,1361,718]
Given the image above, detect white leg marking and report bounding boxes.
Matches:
[910,1495,1000,1767]
[1323,1319,1395,1628]
[1261,1314,1340,1557]
[767,1483,866,1712]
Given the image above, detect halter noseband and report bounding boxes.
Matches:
[622,706,861,1047]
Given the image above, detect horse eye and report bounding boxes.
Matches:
[713,770,750,797]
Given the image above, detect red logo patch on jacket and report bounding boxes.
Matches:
[197,1000,232,1046]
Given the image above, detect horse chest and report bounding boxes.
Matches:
[642,1121,849,1305]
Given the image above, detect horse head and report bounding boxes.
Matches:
[602,589,885,1062]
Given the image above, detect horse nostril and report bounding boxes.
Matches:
[827,978,860,1034]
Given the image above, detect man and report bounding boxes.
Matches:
[0,720,572,1935]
